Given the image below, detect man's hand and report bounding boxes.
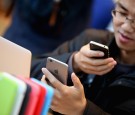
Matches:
[73,44,117,75]
[41,68,86,115]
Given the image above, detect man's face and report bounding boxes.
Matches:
[113,0,135,51]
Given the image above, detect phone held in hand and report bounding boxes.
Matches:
[89,41,109,59]
[46,57,68,85]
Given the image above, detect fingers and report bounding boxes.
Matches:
[88,66,114,75]
[81,63,115,75]
[51,89,60,105]
[78,58,116,75]
[81,44,104,58]
[76,50,116,67]
[84,57,116,67]
[41,75,47,84]
[88,50,104,58]
[42,68,64,91]
[50,89,61,112]
[85,60,116,71]
[71,73,83,89]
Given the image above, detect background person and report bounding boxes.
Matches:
[3,0,92,56]
[3,0,114,56]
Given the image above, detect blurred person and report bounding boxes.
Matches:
[3,0,115,56]
[31,0,135,114]
[3,0,92,56]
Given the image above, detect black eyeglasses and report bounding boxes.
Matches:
[112,10,135,28]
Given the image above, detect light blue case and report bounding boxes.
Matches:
[31,78,54,115]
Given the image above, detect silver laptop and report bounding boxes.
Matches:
[0,36,32,77]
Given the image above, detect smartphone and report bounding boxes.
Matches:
[0,72,27,115]
[89,41,109,58]
[31,78,54,115]
[46,57,68,85]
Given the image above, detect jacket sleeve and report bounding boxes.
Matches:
[30,29,113,79]
[83,100,110,115]
[83,98,135,115]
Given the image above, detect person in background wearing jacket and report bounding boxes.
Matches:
[3,0,92,56]
[3,0,114,56]
[31,0,135,114]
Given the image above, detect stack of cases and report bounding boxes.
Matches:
[0,72,54,115]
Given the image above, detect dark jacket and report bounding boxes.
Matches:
[31,29,135,115]
[3,0,91,55]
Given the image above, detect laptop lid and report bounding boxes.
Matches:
[0,36,32,77]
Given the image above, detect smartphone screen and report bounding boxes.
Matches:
[90,41,109,59]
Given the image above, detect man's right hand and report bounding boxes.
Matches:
[72,44,117,75]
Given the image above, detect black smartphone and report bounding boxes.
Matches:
[89,41,109,59]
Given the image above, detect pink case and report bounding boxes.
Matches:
[17,76,41,115]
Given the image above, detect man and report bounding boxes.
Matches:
[31,0,135,114]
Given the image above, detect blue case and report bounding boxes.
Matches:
[31,78,54,115]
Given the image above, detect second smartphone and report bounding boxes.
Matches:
[89,41,109,58]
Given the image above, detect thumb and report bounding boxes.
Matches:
[71,73,82,89]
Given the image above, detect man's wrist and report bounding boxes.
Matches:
[73,98,87,115]
[79,98,87,115]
